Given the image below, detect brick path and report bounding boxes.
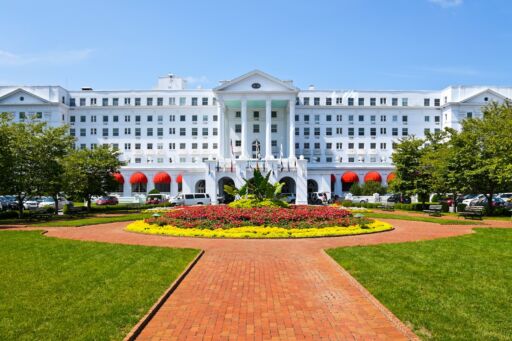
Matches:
[40,218,510,340]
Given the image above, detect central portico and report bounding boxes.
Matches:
[205,70,308,205]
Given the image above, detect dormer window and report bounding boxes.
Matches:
[484,97,489,102]
[19,96,24,101]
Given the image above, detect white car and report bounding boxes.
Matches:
[38,197,69,210]
[282,193,296,204]
[23,198,41,210]
[462,194,485,206]
[169,193,211,206]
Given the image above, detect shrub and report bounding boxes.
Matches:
[457,203,467,212]
[148,188,160,194]
[0,211,19,219]
[228,198,288,208]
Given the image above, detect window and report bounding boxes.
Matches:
[348,143,354,149]
[202,114,208,122]
[157,127,163,137]
[235,124,241,133]
[336,142,343,150]
[358,127,365,136]
[380,143,387,149]
[202,97,208,106]
[179,97,186,106]
[380,127,387,134]
[90,98,97,106]
[466,112,473,118]
[392,128,398,136]
[434,98,440,107]
[70,98,76,107]
[202,142,208,149]
[235,111,241,118]
[192,128,198,136]
[402,128,408,136]
[314,115,320,124]
[295,127,299,136]
[179,143,186,149]
[191,97,198,106]
[326,114,332,122]
[70,128,75,136]
[348,98,354,106]
[147,143,153,150]
[380,97,387,105]
[90,128,97,135]
[402,98,408,106]
[336,127,342,135]
[370,127,376,136]
[135,115,141,123]
[303,97,310,105]
[370,98,376,106]
[370,143,376,149]
[424,98,430,106]
[79,98,86,106]
[336,114,342,122]
[124,115,131,122]
[358,115,364,122]
[336,97,342,104]
[392,115,398,122]
[124,98,131,105]
[113,115,119,122]
[348,115,354,123]
[113,128,119,137]
[235,140,241,147]
[402,115,408,124]
[253,124,259,133]
[358,98,364,106]
[213,115,218,121]
[91,115,96,123]
[169,115,175,122]
[103,115,108,123]
[169,97,176,105]
[102,128,109,137]
[304,127,310,136]
[124,127,131,135]
[69,115,75,123]
[180,115,186,122]
[157,115,163,124]
[80,115,86,122]
[102,98,108,106]
[271,124,277,133]
[169,127,175,135]
[314,97,320,105]
[253,111,259,120]
[304,114,310,122]
[326,127,332,136]
[424,128,430,135]
[271,111,277,118]
[358,143,364,149]
[180,128,186,136]
[213,128,218,136]
[370,115,376,123]
[157,97,163,106]
[169,143,175,150]
[392,98,398,106]
[348,127,354,136]
[380,115,386,122]
[314,127,320,136]
[135,128,141,137]
[192,115,198,123]
[348,157,355,163]
[202,128,208,136]
[314,142,320,149]
[435,115,440,123]
[147,115,153,122]
[135,98,141,106]
[326,98,332,106]
[125,143,131,150]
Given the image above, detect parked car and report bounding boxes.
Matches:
[146,194,168,205]
[282,193,296,204]
[23,197,42,210]
[472,196,506,207]
[387,194,411,204]
[1,196,19,210]
[463,194,485,206]
[169,193,211,206]
[38,197,70,210]
[308,192,329,205]
[438,197,454,207]
[95,196,119,205]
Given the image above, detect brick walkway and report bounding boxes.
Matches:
[41,218,510,340]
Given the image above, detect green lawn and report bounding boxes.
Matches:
[32,213,150,227]
[0,230,199,340]
[327,228,512,340]
[365,212,481,225]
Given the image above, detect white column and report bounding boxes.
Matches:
[265,97,272,159]
[288,99,296,158]
[241,98,249,159]
[217,100,225,159]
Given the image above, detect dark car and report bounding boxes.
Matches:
[387,194,411,204]
[95,196,119,205]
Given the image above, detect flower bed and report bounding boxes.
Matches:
[145,205,360,229]
[125,206,393,239]
[126,220,392,239]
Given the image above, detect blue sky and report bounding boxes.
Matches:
[1,0,511,90]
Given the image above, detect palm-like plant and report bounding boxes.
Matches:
[224,169,285,202]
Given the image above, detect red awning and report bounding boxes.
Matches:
[176,174,183,183]
[154,172,171,184]
[130,172,148,185]
[341,172,359,183]
[330,174,336,183]
[364,171,382,183]
[113,173,124,184]
[387,172,396,182]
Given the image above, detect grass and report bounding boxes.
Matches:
[0,230,199,340]
[327,228,512,340]
[32,213,151,227]
[365,212,481,225]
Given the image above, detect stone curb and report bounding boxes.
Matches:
[123,249,205,341]
[321,249,420,341]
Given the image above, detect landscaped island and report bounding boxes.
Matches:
[126,205,392,238]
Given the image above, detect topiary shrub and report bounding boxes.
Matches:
[148,188,160,194]
[228,198,289,208]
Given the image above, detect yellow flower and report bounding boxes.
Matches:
[125,220,392,239]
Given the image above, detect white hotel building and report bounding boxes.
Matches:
[1,70,511,204]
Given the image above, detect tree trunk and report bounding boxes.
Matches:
[17,195,24,219]
[53,195,59,215]
[86,198,92,212]
[486,191,494,216]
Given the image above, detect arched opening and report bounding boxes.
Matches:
[252,140,261,159]
[307,179,318,193]
[218,177,235,204]
[195,180,206,193]
[280,177,296,195]
[130,172,148,193]
[341,172,359,192]
[154,172,171,192]
[113,173,124,192]
[364,171,382,184]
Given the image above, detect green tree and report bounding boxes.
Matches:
[391,137,432,204]
[63,146,124,210]
[349,182,387,196]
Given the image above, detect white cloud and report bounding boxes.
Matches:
[0,48,94,66]
[429,0,463,8]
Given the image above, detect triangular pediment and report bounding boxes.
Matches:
[0,88,50,105]
[214,70,298,93]
[459,89,509,104]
